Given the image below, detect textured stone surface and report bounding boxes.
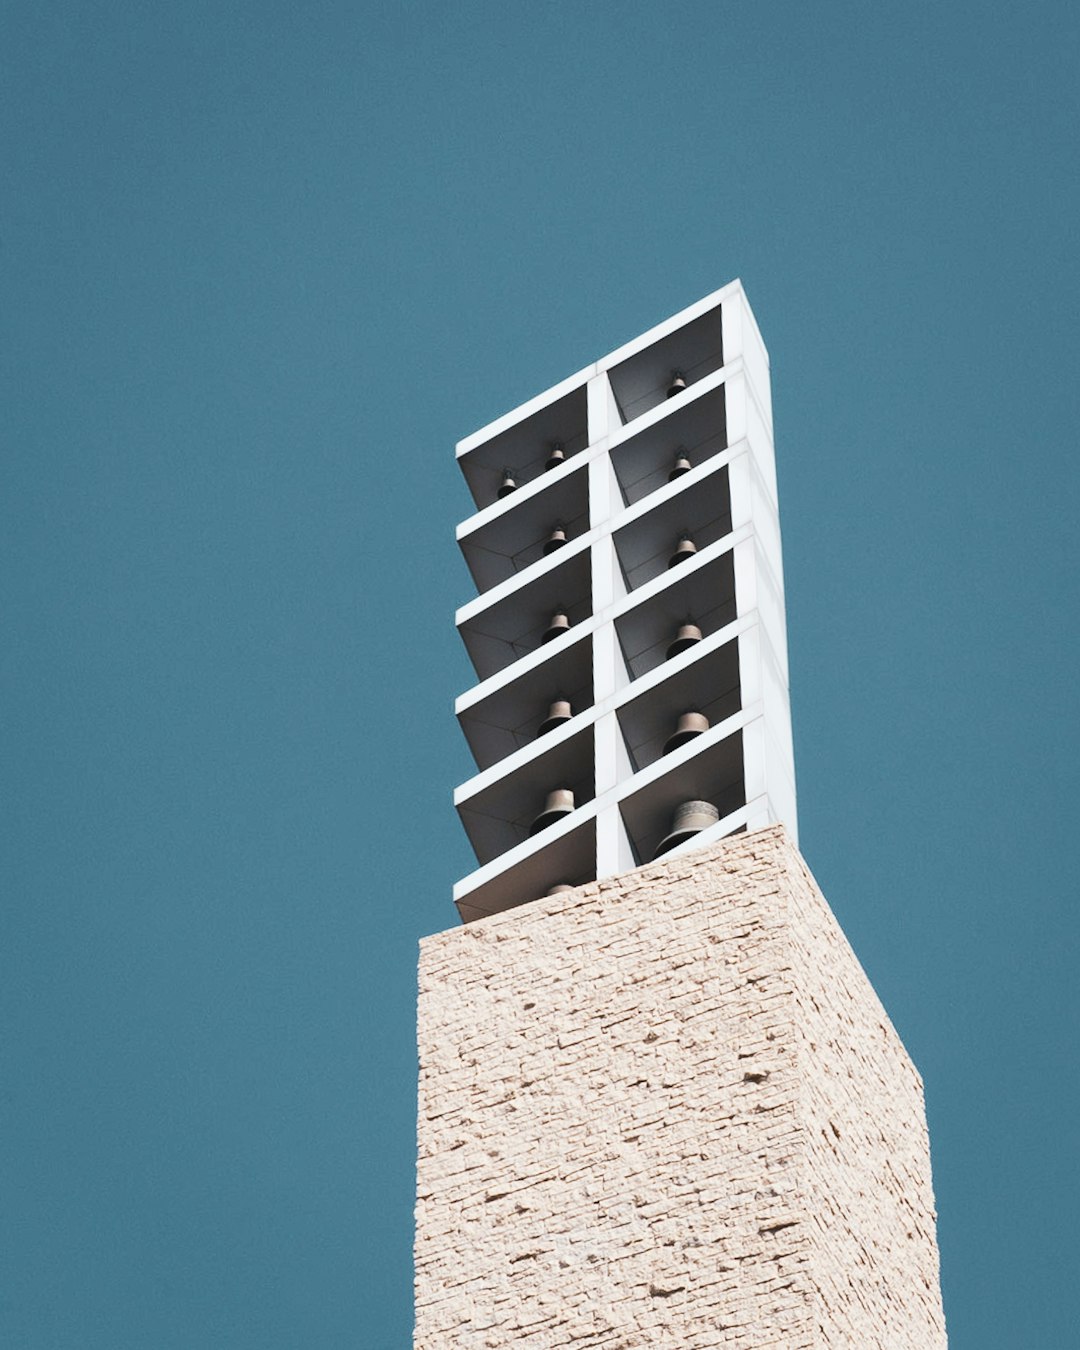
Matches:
[415,826,947,1348]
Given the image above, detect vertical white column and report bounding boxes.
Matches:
[732,289,773,438]
[588,372,634,877]
[733,540,798,844]
[587,367,621,443]
[720,289,743,368]
[733,542,766,835]
[725,369,750,448]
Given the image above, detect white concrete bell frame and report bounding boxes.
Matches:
[452,280,797,922]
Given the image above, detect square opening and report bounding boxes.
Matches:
[456,724,595,868]
[457,630,593,772]
[608,305,724,426]
[613,462,732,593]
[455,815,596,923]
[458,384,589,512]
[459,462,589,594]
[616,634,741,772]
[458,545,592,682]
[610,380,727,506]
[614,546,737,681]
[619,727,745,865]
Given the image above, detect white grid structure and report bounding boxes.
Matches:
[452,281,796,923]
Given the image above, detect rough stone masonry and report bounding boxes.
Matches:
[415,826,947,1348]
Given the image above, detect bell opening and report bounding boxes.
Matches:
[541,612,571,645]
[668,535,698,569]
[529,788,575,837]
[542,526,568,556]
[662,712,710,756]
[652,799,719,859]
[666,622,703,661]
[537,699,573,737]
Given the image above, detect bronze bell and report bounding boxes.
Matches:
[529,788,575,836]
[668,532,698,568]
[663,710,709,755]
[541,610,571,644]
[666,622,703,660]
[542,524,568,555]
[668,450,692,481]
[653,799,719,859]
[497,468,518,499]
[546,442,566,471]
[667,371,687,399]
[545,882,576,896]
[537,698,573,737]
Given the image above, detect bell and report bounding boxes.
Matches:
[666,622,703,660]
[653,799,719,859]
[497,468,518,499]
[667,371,687,399]
[668,532,698,568]
[529,788,575,836]
[546,442,566,472]
[542,524,568,555]
[668,450,692,481]
[663,710,710,755]
[545,882,576,896]
[537,698,573,737]
[541,610,571,644]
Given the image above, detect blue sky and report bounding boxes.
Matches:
[2,2,1078,1345]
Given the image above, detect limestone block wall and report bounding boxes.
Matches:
[415,826,947,1349]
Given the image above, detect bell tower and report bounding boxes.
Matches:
[452,280,794,920]
[416,284,947,1348]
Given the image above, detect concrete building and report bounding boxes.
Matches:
[416,285,946,1347]
[453,281,794,922]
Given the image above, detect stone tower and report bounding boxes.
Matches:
[416,286,946,1347]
